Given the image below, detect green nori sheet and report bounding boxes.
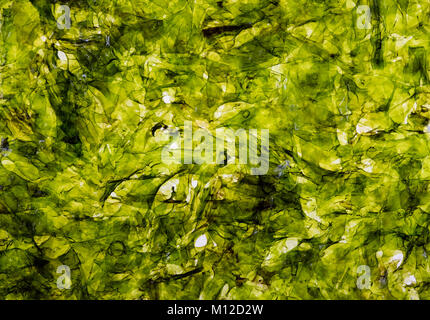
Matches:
[0,0,430,299]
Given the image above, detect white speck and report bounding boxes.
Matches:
[282,238,299,253]
[214,105,225,119]
[356,122,373,134]
[159,178,179,198]
[389,251,404,269]
[191,179,198,188]
[57,51,67,61]
[195,234,207,248]
[404,274,416,286]
[394,34,413,50]
[308,210,321,223]
[337,129,348,146]
[362,158,374,173]
[41,36,47,42]
[162,92,174,104]
[264,253,273,261]
[110,192,118,198]
[331,158,341,165]
[203,72,208,79]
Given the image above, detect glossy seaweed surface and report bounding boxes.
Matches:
[0,0,429,299]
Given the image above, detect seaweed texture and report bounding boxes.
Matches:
[0,0,429,299]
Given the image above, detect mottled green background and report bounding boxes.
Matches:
[0,0,429,299]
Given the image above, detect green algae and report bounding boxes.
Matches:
[0,0,429,299]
